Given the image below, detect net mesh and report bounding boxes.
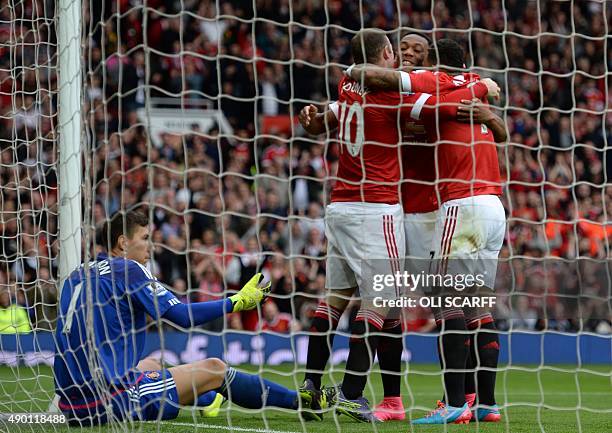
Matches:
[0,0,610,432]
[0,0,59,416]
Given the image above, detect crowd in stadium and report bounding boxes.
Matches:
[0,0,610,334]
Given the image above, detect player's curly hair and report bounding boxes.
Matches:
[351,29,389,64]
[428,38,466,70]
[101,210,149,250]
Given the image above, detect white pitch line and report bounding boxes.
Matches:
[514,392,611,395]
[413,391,611,396]
[147,421,300,433]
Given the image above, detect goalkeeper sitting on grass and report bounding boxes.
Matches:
[54,211,315,426]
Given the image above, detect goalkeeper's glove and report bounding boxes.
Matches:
[229,273,271,312]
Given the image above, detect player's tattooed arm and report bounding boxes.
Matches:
[457,98,508,143]
[299,104,339,135]
[346,64,401,91]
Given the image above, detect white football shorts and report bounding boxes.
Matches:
[431,195,506,288]
[325,202,405,299]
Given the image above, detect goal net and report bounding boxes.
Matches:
[0,0,610,432]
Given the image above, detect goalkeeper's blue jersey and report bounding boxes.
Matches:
[54,254,179,399]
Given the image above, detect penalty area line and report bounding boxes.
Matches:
[148,421,301,433]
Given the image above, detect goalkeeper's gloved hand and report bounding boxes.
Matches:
[229,273,271,312]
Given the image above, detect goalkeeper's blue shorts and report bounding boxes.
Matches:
[59,370,180,426]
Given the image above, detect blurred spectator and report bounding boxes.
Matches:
[227,313,244,331]
[509,296,538,331]
[0,287,31,334]
[171,278,189,304]
[261,299,300,333]
[2,0,611,334]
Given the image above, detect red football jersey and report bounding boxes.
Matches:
[401,138,437,214]
[330,77,407,204]
[402,70,481,95]
[331,76,491,205]
[408,73,502,203]
[262,313,293,333]
[401,71,484,213]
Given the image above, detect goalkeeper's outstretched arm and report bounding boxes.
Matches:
[162,273,270,328]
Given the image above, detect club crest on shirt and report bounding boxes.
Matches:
[145,371,161,380]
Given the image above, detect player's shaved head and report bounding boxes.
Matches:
[401,32,431,46]
[103,210,149,250]
[429,38,466,70]
[351,29,391,65]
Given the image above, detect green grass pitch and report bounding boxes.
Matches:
[0,364,610,433]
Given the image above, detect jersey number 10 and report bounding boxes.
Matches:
[338,102,365,157]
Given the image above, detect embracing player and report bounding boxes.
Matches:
[347,39,506,424]
[347,35,507,422]
[298,29,499,423]
[54,211,316,426]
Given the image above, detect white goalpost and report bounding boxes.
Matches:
[57,0,81,295]
[44,0,82,415]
